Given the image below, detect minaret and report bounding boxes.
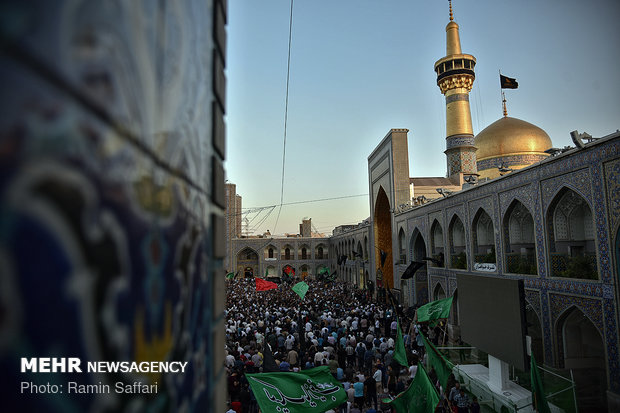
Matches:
[434,1,477,182]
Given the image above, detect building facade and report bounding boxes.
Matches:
[362,5,620,410]
[231,235,330,280]
[330,221,371,289]
[226,183,243,272]
[383,133,620,410]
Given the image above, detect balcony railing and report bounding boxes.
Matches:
[450,252,467,270]
[550,253,597,280]
[506,253,537,275]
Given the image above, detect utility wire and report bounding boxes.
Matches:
[227,193,369,218]
[274,0,295,234]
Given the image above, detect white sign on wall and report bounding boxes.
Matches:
[474,262,496,272]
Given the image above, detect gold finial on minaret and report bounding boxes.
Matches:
[502,92,508,117]
[449,0,454,21]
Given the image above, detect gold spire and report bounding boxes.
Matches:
[449,0,454,21]
[502,92,508,117]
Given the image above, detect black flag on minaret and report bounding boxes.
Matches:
[500,74,518,89]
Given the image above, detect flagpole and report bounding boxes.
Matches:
[499,69,503,117]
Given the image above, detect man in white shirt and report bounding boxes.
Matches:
[314,350,324,365]
[372,364,383,394]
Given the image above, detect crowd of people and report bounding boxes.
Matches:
[225,277,480,413]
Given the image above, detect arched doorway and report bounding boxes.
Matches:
[409,229,428,306]
[236,247,258,278]
[557,306,606,411]
[374,187,393,292]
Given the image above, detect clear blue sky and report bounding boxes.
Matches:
[225,0,620,236]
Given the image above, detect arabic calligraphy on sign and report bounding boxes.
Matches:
[474,262,497,272]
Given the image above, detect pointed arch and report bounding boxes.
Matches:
[299,243,310,260]
[316,243,326,260]
[300,264,309,280]
[448,214,467,269]
[398,227,407,264]
[433,282,446,301]
[504,200,537,274]
[265,265,277,277]
[264,243,278,260]
[236,247,259,278]
[374,186,393,289]
[281,243,294,260]
[555,305,607,411]
[472,208,495,265]
[546,187,597,279]
[409,228,427,262]
[430,219,445,267]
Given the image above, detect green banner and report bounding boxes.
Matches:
[421,333,454,392]
[530,355,551,413]
[226,272,235,280]
[384,363,439,413]
[393,317,408,368]
[246,366,346,413]
[416,296,453,323]
[291,281,309,300]
[317,266,329,275]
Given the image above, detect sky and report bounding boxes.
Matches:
[224,0,620,237]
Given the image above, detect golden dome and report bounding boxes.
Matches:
[475,116,552,161]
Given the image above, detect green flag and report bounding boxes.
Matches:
[291,281,309,300]
[393,317,408,368]
[530,355,551,413]
[226,272,235,280]
[384,363,439,413]
[416,296,453,323]
[246,366,346,413]
[421,333,454,392]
